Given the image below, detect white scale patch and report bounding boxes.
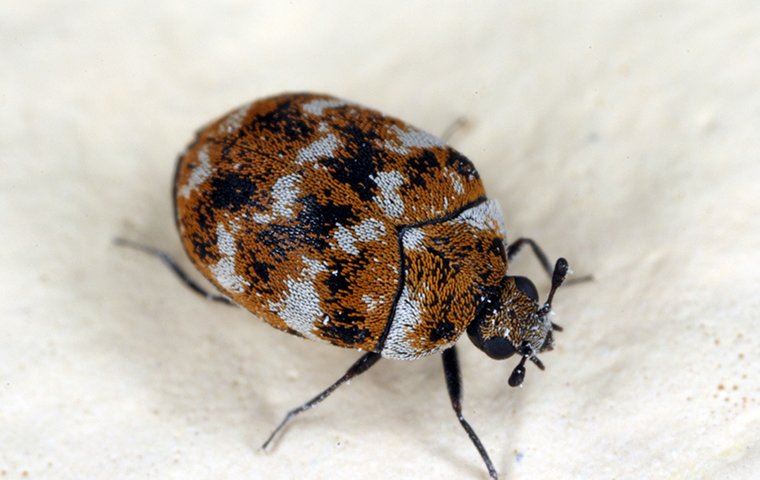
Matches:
[302,98,346,116]
[381,285,423,360]
[296,133,340,165]
[271,174,300,217]
[370,171,405,218]
[362,294,384,311]
[180,145,213,198]
[253,173,301,223]
[455,199,507,238]
[333,218,387,256]
[334,224,360,255]
[268,256,327,340]
[448,169,465,194]
[401,228,425,250]
[218,102,251,134]
[210,222,249,293]
[383,125,445,155]
[353,218,385,241]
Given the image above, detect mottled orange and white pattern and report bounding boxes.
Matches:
[174,93,508,359]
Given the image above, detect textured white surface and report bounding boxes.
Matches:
[1,2,759,479]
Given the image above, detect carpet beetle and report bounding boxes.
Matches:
[121,92,586,479]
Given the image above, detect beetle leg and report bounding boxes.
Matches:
[113,237,235,306]
[506,237,592,285]
[442,346,499,480]
[261,352,381,451]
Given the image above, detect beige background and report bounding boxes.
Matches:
[2,2,758,479]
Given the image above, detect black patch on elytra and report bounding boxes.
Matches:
[406,150,439,188]
[256,191,358,258]
[190,233,214,261]
[296,194,358,238]
[251,261,272,283]
[208,171,261,211]
[429,321,456,342]
[321,324,370,345]
[447,150,479,180]
[323,124,385,201]
[320,308,370,345]
[195,209,212,232]
[249,99,313,141]
[257,224,314,260]
[325,260,351,294]
[333,308,366,324]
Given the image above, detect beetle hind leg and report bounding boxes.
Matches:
[113,237,235,305]
[261,352,381,451]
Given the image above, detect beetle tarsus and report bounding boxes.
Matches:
[261,352,381,451]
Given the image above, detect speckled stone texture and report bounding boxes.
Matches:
[1,2,758,479]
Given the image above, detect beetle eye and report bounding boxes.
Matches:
[513,276,539,302]
[482,337,516,360]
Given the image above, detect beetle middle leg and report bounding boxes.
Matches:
[113,237,235,305]
[442,346,499,480]
[261,352,381,451]
[507,237,592,285]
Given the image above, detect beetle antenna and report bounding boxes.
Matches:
[529,355,545,370]
[508,356,528,387]
[538,258,569,316]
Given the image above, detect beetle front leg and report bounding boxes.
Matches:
[507,237,592,285]
[442,346,499,480]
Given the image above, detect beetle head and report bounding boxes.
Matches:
[467,258,570,387]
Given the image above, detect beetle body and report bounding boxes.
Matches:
[163,92,581,479]
[174,93,509,360]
